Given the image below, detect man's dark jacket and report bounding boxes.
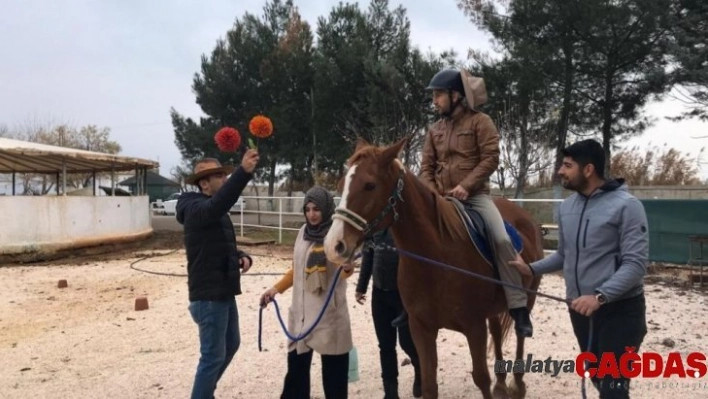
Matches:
[176,167,253,302]
[356,228,400,293]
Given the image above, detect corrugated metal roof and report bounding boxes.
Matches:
[118,170,180,186]
[0,137,159,173]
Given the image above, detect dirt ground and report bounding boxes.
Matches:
[1,232,707,398]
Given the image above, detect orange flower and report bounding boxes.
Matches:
[249,115,273,139]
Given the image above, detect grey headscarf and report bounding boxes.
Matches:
[302,186,335,243]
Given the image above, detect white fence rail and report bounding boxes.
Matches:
[155,195,564,244]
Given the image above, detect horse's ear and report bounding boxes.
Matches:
[354,137,370,152]
[381,137,407,165]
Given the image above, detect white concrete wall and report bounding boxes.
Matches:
[0,196,152,255]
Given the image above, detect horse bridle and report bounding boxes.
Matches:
[332,169,405,240]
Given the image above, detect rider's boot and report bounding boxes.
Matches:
[509,307,533,338]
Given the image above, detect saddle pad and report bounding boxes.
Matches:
[446,197,524,268]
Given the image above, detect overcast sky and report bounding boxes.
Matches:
[1,0,706,180]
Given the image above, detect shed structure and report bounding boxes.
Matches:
[0,137,159,262]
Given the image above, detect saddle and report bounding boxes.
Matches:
[446,197,524,270]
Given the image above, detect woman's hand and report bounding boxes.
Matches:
[341,262,354,273]
[260,287,279,308]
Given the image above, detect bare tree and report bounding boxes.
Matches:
[3,120,121,194]
[490,101,557,198]
[5,117,71,194]
[170,160,194,192]
[611,143,704,186]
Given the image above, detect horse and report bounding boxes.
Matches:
[323,138,544,399]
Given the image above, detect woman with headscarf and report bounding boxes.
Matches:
[260,186,355,399]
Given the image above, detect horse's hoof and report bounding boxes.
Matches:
[508,379,526,399]
[492,383,510,399]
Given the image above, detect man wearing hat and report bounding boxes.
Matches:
[401,68,534,338]
[176,149,259,399]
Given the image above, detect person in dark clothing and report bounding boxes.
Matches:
[176,150,260,399]
[355,228,422,399]
[511,139,648,399]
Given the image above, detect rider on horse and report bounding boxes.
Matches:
[392,68,534,338]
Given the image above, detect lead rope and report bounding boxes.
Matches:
[258,253,361,352]
[581,317,594,399]
[258,266,343,352]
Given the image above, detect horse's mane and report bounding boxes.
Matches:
[346,144,382,166]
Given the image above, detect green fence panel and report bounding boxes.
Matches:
[641,199,708,264]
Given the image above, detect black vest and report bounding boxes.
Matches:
[369,229,400,291]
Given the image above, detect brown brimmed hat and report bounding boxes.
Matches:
[185,159,235,185]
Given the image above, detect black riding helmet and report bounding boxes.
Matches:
[425,69,465,96]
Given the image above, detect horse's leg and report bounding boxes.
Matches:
[488,316,509,399]
[408,316,439,399]
[466,318,494,399]
[507,273,538,399]
[508,335,527,399]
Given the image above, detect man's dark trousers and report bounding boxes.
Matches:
[570,294,647,399]
[372,286,420,386]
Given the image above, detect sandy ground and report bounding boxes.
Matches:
[1,243,707,399]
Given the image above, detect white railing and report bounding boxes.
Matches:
[151,195,564,244]
[229,195,563,244]
[233,196,343,243]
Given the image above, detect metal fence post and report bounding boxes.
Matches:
[240,203,244,237]
[278,197,283,244]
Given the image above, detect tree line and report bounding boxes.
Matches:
[172,0,706,196]
[458,0,706,195]
[3,0,704,197]
[170,0,460,196]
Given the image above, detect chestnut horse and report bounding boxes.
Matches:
[323,138,544,399]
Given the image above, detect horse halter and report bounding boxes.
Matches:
[332,168,405,240]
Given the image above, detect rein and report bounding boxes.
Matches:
[369,241,570,304]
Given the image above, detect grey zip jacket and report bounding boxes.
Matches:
[530,178,649,303]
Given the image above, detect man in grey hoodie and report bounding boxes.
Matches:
[510,139,648,399]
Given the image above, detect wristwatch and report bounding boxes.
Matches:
[595,293,607,305]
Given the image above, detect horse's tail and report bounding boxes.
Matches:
[499,309,515,344]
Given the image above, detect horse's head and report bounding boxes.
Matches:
[324,137,407,264]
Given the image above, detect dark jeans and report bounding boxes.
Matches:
[372,287,420,382]
[188,298,240,399]
[569,294,647,399]
[280,349,349,399]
